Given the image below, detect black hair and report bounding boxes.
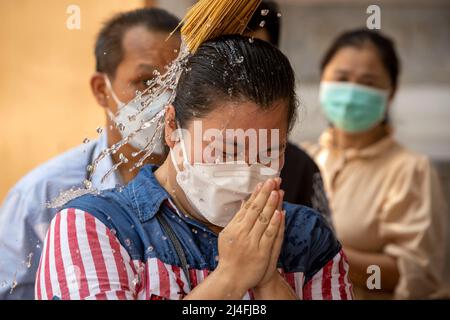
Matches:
[95,8,180,78]
[173,34,297,131]
[246,1,281,47]
[320,29,400,94]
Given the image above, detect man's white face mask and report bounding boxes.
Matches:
[170,124,280,227]
[105,76,170,154]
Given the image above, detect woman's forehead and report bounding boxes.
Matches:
[190,100,289,132]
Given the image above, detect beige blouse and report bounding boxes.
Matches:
[304,128,448,299]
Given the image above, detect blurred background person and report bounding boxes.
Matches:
[304,29,448,299]
[245,1,332,225]
[0,8,180,299]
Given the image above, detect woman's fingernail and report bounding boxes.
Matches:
[273,210,281,222]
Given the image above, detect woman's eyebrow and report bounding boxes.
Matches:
[334,69,350,75]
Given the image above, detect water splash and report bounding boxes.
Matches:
[25,252,33,269]
[9,273,17,295]
[48,44,190,208]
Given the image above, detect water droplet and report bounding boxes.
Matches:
[259,20,266,28]
[83,180,92,189]
[119,153,129,164]
[235,56,244,64]
[9,277,17,295]
[25,252,33,268]
[277,12,282,18]
[192,229,198,234]
[261,9,269,16]
[162,236,167,241]
[132,276,139,288]
[83,138,90,144]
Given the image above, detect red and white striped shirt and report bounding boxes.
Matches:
[36,208,353,300]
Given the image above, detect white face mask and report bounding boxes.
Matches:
[170,125,280,227]
[105,76,169,154]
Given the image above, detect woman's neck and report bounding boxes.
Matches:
[155,159,223,235]
[334,124,388,150]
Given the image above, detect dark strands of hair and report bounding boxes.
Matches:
[173,35,298,132]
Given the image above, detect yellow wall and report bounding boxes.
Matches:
[0,0,144,201]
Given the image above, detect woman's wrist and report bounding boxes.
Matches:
[253,272,298,300]
[212,263,250,299]
[253,272,281,298]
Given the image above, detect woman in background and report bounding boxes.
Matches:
[305,29,448,299]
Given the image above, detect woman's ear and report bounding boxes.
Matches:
[165,104,178,148]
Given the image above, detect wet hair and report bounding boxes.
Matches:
[95,8,180,78]
[320,29,400,94]
[173,34,297,131]
[247,1,281,47]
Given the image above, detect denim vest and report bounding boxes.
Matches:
[63,165,340,286]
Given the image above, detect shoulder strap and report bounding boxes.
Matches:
[156,214,191,290]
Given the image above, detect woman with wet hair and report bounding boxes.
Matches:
[305,29,448,299]
[36,35,352,300]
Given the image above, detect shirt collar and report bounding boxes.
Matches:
[319,126,396,160]
[128,165,217,235]
[128,164,171,222]
[90,131,123,189]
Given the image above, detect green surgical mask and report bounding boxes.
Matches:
[319,81,388,133]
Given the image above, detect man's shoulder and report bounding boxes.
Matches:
[3,142,95,209]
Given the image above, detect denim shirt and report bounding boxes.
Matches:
[41,164,349,300]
